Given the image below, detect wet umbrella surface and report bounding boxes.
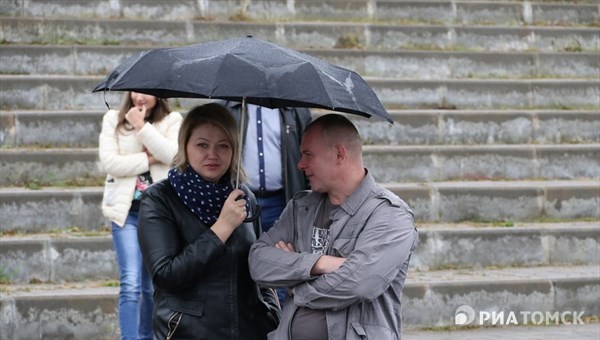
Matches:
[93,36,392,123]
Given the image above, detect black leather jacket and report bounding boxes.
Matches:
[220,101,312,201]
[138,179,275,339]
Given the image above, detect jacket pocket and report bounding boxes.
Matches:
[102,177,117,206]
[154,294,206,340]
[166,296,205,317]
[331,237,357,257]
[349,322,397,340]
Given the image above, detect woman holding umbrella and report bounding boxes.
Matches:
[99,92,182,340]
[137,103,279,339]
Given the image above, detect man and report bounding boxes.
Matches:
[249,114,418,339]
[221,101,312,231]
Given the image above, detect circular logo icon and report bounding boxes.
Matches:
[455,305,476,325]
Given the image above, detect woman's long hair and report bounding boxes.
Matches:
[172,103,247,186]
[115,92,171,134]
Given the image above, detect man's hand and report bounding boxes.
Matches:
[275,241,295,252]
[310,255,346,275]
[275,241,346,275]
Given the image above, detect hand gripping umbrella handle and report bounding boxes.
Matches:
[243,203,262,223]
[235,192,262,223]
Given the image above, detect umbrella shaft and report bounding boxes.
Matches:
[236,98,247,190]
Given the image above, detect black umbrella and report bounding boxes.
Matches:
[92,35,392,123]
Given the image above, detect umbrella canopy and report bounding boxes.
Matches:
[92,36,392,123]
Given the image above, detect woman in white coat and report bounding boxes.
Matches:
[99,92,182,340]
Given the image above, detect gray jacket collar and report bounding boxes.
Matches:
[297,169,375,217]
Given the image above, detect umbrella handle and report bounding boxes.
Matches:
[236,193,262,223]
[243,203,262,223]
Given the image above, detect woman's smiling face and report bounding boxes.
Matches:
[186,123,233,183]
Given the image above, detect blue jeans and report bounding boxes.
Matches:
[257,192,287,232]
[112,212,154,340]
[256,193,288,305]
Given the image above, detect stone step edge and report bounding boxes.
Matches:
[2,265,597,297]
[3,180,598,191]
[2,180,599,193]
[2,227,597,284]
[3,74,600,84]
[5,0,599,25]
[3,18,598,54]
[3,143,599,154]
[406,264,599,284]
[1,222,596,244]
[5,16,600,31]
[2,108,600,115]
[1,181,596,228]
[416,221,600,230]
[5,44,600,57]
[3,77,598,111]
[6,1,599,16]
[3,45,599,80]
[2,221,597,240]
[403,324,600,335]
[2,275,597,332]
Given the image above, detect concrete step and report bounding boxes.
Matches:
[0,282,119,339]
[0,233,117,284]
[353,110,600,146]
[1,222,597,284]
[0,148,103,187]
[405,324,600,340]
[2,144,598,186]
[2,45,599,80]
[2,109,598,148]
[0,186,107,233]
[1,265,597,337]
[403,265,599,328]
[386,180,600,223]
[1,75,599,111]
[0,110,103,148]
[1,17,598,52]
[1,181,598,232]
[365,143,600,182]
[412,222,600,271]
[2,0,598,26]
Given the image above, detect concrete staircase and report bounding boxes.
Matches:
[1,0,599,338]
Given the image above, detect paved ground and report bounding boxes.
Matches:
[404,323,600,339]
[406,264,599,283]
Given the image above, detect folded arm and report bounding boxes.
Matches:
[249,230,321,288]
[293,205,416,310]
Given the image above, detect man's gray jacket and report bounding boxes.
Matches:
[249,172,419,339]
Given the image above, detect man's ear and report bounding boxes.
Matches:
[335,144,346,163]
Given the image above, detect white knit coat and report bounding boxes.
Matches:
[98,109,183,226]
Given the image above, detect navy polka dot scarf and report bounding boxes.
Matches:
[168,164,233,226]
